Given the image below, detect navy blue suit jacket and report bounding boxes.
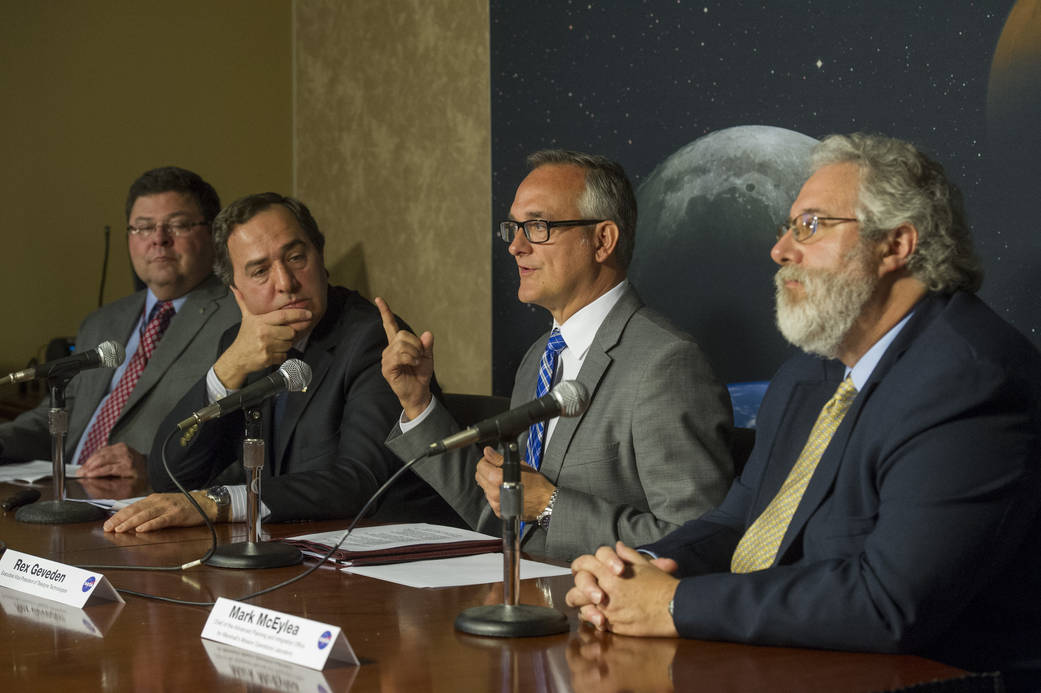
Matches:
[644,292,1041,674]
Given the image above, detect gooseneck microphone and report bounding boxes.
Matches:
[176,358,312,430]
[428,380,590,455]
[0,340,125,384]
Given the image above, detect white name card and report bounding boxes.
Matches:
[202,597,358,670]
[0,549,123,608]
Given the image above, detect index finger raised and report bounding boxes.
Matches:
[374,296,402,342]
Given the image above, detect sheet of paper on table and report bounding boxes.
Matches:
[342,553,571,588]
[0,460,82,484]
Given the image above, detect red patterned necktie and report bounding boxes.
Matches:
[77,301,175,462]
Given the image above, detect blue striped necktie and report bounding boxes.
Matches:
[525,328,567,470]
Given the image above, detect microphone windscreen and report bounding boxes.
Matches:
[280,358,312,392]
[98,340,126,368]
[551,380,590,417]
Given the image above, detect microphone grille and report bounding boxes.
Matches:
[279,358,313,392]
[551,380,590,417]
[97,340,126,368]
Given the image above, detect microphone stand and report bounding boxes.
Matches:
[454,440,568,637]
[17,378,107,523]
[204,406,302,569]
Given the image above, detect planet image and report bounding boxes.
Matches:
[986,0,1041,178]
[982,0,1041,345]
[629,125,817,387]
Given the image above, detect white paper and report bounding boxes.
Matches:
[0,460,82,483]
[286,522,499,552]
[343,553,571,588]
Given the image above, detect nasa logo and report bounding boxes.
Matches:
[82,576,96,593]
[317,630,332,650]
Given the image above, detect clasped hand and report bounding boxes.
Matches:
[566,541,681,637]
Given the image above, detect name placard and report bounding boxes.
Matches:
[202,597,358,670]
[0,549,123,608]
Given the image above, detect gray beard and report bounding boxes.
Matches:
[774,249,878,359]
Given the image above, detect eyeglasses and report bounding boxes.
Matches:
[126,220,209,237]
[777,213,858,243]
[497,219,605,244]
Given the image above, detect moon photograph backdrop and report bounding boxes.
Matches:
[490,0,1039,392]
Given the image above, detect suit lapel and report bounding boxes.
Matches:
[66,294,145,449]
[774,295,945,560]
[121,277,224,416]
[537,286,641,483]
[271,288,342,474]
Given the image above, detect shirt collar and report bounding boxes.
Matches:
[846,308,916,390]
[143,291,187,323]
[555,280,628,359]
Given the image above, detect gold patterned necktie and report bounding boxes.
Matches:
[730,376,859,573]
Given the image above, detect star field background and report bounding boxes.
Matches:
[489,0,1039,393]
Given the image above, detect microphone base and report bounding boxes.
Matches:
[16,500,108,524]
[204,540,303,569]
[454,604,569,638]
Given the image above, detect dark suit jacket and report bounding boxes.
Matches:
[0,276,238,463]
[388,285,734,561]
[644,292,1041,675]
[150,285,462,525]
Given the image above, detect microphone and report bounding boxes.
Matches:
[428,380,590,455]
[0,340,125,385]
[176,358,312,430]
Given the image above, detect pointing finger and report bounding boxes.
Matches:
[374,296,401,343]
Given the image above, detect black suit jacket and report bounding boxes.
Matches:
[644,292,1041,676]
[151,285,462,525]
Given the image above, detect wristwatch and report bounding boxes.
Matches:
[536,488,559,530]
[205,485,231,523]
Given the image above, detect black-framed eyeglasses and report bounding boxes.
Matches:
[777,213,858,243]
[497,219,605,244]
[127,220,209,237]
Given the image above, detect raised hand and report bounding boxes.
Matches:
[376,296,435,421]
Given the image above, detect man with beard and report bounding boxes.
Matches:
[565,133,1041,687]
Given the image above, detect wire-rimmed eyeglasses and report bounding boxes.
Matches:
[127,220,209,237]
[777,213,858,243]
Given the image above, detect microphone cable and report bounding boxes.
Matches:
[76,431,434,607]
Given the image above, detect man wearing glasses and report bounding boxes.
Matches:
[0,167,239,482]
[380,150,734,562]
[566,134,1041,687]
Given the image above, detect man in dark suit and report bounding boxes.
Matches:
[380,150,734,562]
[566,134,1041,683]
[104,193,458,531]
[0,167,239,481]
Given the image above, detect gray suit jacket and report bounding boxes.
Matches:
[0,275,239,466]
[387,285,735,561]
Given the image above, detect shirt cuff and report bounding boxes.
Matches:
[205,366,234,404]
[399,396,438,433]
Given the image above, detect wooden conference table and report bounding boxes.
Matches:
[0,479,970,692]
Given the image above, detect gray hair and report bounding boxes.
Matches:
[526,149,637,269]
[812,133,982,293]
[211,192,325,287]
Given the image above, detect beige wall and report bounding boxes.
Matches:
[0,0,293,374]
[0,1,492,396]
[294,0,492,394]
